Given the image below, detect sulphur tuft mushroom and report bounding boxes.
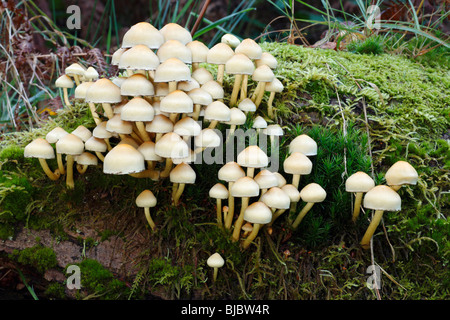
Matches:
[242,201,272,249]
[292,183,326,230]
[360,185,401,250]
[237,145,269,178]
[136,190,158,231]
[209,183,229,227]
[56,133,85,189]
[345,171,375,222]
[55,74,74,108]
[24,138,61,181]
[170,162,196,205]
[385,160,418,192]
[283,152,312,189]
[207,252,225,282]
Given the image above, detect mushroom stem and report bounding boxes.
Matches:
[292,174,301,189]
[65,155,75,189]
[104,139,112,151]
[240,75,249,100]
[168,81,177,93]
[160,158,173,178]
[57,153,66,175]
[173,183,185,205]
[73,74,81,86]
[129,169,160,181]
[360,210,384,250]
[224,182,235,229]
[169,113,179,124]
[217,64,225,85]
[251,82,262,101]
[230,74,243,106]
[208,120,219,130]
[292,202,314,230]
[38,158,60,181]
[88,102,101,125]
[231,197,250,242]
[136,121,151,142]
[63,88,71,108]
[351,192,364,222]
[193,104,201,121]
[254,82,266,108]
[96,152,105,162]
[155,133,163,142]
[269,209,286,226]
[390,185,402,192]
[144,207,156,231]
[102,103,114,119]
[192,62,199,73]
[246,167,255,178]
[216,199,223,226]
[213,267,219,282]
[76,164,88,174]
[267,92,276,118]
[242,223,261,249]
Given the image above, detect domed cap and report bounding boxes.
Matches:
[154,58,191,83]
[159,23,192,45]
[363,185,401,211]
[274,172,287,187]
[235,38,262,60]
[136,189,157,208]
[55,74,74,88]
[204,101,231,122]
[74,82,94,99]
[346,171,375,193]
[121,97,155,122]
[138,141,162,161]
[103,143,145,174]
[146,114,174,133]
[84,67,99,81]
[244,201,272,224]
[119,44,160,71]
[194,128,221,148]
[385,161,418,187]
[65,63,85,76]
[218,161,245,182]
[56,133,84,156]
[157,39,192,64]
[46,127,68,144]
[71,125,92,142]
[289,134,317,156]
[111,48,127,66]
[201,80,224,99]
[121,22,164,49]
[160,90,194,115]
[85,78,122,104]
[252,116,267,129]
[225,53,255,75]
[231,176,260,197]
[120,74,155,97]
[255,52,278,69]
[188,88,213,106]
[209,183,229,199]
[106,114,133,134]
[174,117,201,137]
[263,124,283,137]
[155,132,189,159]
[281,184,301,202]
[252,64,275,82]
[192,68,214,85]
[170,162,196,184]
[85,136,107,153]
[221,33,240,48]
[225,107,246,126]
[186,40,209,63]
[207,43,235,65]
[299,183,327,203]
[24,138,55,159]
[283,152,313,175]
[254,169,278,189]
[266,77,284,93]
[238,98,256,113]
[207,253,224,268]
[237,145,269,169]
[261,187,290,209]
[178,79,200,92]
[93,121,113,139]
[76,152,98,166]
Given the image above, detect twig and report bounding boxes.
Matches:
[191,0,211,36]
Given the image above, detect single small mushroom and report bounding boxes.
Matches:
[360,185,401,250]
[265,78,284,118]
[187,88,213,121]
[24,138,61,181]
[186,40,209,72]
[260,187,291,221]
[71,125,92,143]
[206,42,235,86]
[201,80,224,102]
[46,126,69,174]
[55,74,74,108]
[292,183,327,230]
[137,141,162,171]
[136,190,158,231]
[254,169,279,196]
[155,132,189,178]
[193,128,221,154]
[178,79,200,92]
[159,22,192,45]
[263,124,284,152]
[218,161,246,229]
[234,38,262,100]
[56,134,85,189]
[270,184,301,225]
[145,114,174,142]
[154,58,191,93]
[241,222,253,238]
[207,252,224,282]
[173,116,202,142]
[221,33,241,48]
[242,201,272,249]
[283,152,313,189]
[84,136,107,162]
[170,162,196,205]
[385,160,418,192]
[251,64,275,108]
[159,89,193,123]
[85,78,122,120]
[252,116,267,138]
[255,52,278,69]
[157,39,192,65]
[204,101,231,130]
[225,53,255,106]
[209,183,229,226]
[106,114,134,141]
[120,73,155,100]
[191,67,214,86]
[237,145,269,178]
[230,176,260,242]
[237,98,256,115]
[224,107,246,139]
[103,143,146,176]
[65,63,85,86]
[118,44,160,77]
[345,171,375,222]
[76,151,98,174]
[120,97,155,142]
[289,134,317,157]
[121,21,164,50]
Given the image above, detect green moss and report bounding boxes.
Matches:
[44,282,66,299]
[10,244,58,274]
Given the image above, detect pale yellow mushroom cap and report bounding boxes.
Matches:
[237,145,269,169]
[137,141,162,161]
[178,79,200,92]
[218,161,246,182]
[261,187,291,210]
[289,134,317,156]
[106,114,133,135]
[85,136,107,153]
[363,185,401,211]
[85,78,122,103]
[188,88,213,106]
[154,58,191,83]
[207,252,224,268]
[74,81,94,99]
[192,68,214,85]
[385,161,418,187]
[174,117,201,138]
[159,23,192,45]
[145,114,174,134]
[56,133,84,156]
[186,40,209,63]
[244,201,272,224]
[206,42,235,65]
[136,189,157,208]
[111,48,127,66]
[55,74,74,88]
[160,90,194,114]
[252,64,275,82]
[254,169,278,189]
[225,107,246,126]
[157,39,192,64]
[225,53,255,75]
[266,77,284,93]
[263,124,283,137]
[235,38,262,60]
[120,74,155,97]
[119,44,160,71]
[103,143,145,174]
[231,176,260,197]
[120,97,155,122]
[255,52,278,69]
[194,128,221,148]
[238,98,256,113]
[204,101,231,122]
[71,125,92,142]
[46,127,68,144]
[170,162,196,184]
[281,184,301,202]
[76,152,98,166]
[201,80,224,99]
[24,138,55,159]
[221,33,240,48]
[121,22,164,49]
[92,121,113,139]
[65,63,85,76]
[155,132,189,159]
[209,183,229,199]
[283,152,313,175]
[299,183,327,203]
[252,116,267,129]
[346,171,375,193]
[84,67,99,81]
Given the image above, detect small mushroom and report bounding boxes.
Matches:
[265,78,284,118]
[55,75,74,108]
[283,152,312,189]
[65,63,85,86]
[121,21,164,50]
[289,134,317,157]
[170,162,196,205]
[85,78,122,120]
[46,126,69,175]
[76,152,98,174]
[360,185,401,249]
[209,183,229,226]
[24,138,61,181]
[292,183,326,229]
[55,134,85,189]
[186,40,209,72]
[207,42,235,86]
[221,33,241,48]
[204,101,231,130]
[242,201,272,249]
[207,253,224,282]
[154,58,191,93]
[385,160,418,192]
[345,171,375,222]
[136,190,158,231]
[225,53,255,106]
[270,184,301,225]
[237,145,269,178]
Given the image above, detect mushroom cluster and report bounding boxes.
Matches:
[24,21,287,233]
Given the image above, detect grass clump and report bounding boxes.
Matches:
[346,36,385,55]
